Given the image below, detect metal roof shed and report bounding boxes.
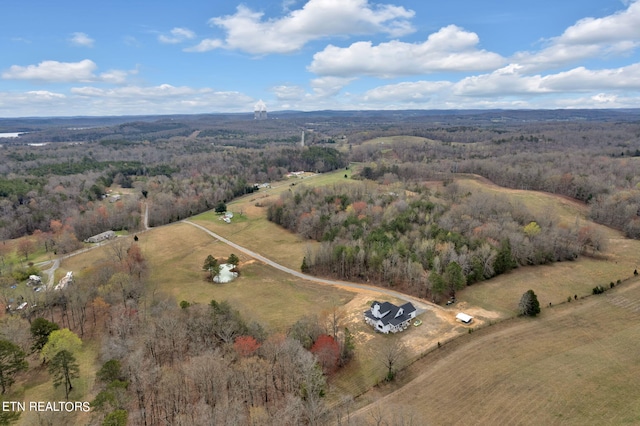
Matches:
[456,312,474,324]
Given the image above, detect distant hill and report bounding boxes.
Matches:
[2,108,640,133]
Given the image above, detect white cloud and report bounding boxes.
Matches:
[69,32,95,47]
[308,25,505,77]
[184,38,224,53]
[123,36,142,47]
[362,80,453,103]
[513,0,640,71]
[68,84,255,115]
[99,68,138,85]
[540,63,640,91]
[453,62,640,97]
[552,93,639,109]
[0,91,67,116]
[2,60,136,84]
[310,76,354,97]
[271,85,306,101]
[558,1,640,45]
[452,65,544,97]
[2,60,98,82]
[191,0,415,55]
[71,84,208,98]
[26,90,66,100]
[282,0,299,12]
[159,27,196,44]
[0,84,255,117]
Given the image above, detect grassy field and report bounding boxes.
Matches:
[350,276,640,425]
[121,222,356,332]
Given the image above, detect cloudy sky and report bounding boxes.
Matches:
[2,0,640,116]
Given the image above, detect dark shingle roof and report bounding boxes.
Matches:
[365,300,416,327]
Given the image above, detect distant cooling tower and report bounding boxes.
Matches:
[254,100,267,120]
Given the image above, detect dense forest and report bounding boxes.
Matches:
[267,181,604,300]
[0,127,346,241]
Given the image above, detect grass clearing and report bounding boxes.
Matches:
[456,175,589,227]
[133,221,356,332]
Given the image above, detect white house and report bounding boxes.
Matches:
[364,301,417,334]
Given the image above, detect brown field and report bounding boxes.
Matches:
[349,276,640,425]
[144,172,640,407]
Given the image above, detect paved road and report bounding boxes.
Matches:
[184,220,435,313]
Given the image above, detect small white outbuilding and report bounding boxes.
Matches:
[456,312,474,324]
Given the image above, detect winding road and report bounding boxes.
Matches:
[183,220,435,313]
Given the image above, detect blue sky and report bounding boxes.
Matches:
[1,0,639,116]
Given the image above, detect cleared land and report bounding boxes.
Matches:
[349,276,640,425]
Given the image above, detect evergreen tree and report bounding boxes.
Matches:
[518,289,541,317]
[443,261,466,296]
[202,255,220,283]
[96,359,122,384]
[339,327,355,366]
[0,396,21,425]
[102,409,128,426]
[301,256,310,273]
[429,272,446,298]
[494,239,517,275]
[227,253,240,267]
[0,339,28,394]
[48,350,80,399]
[30,317,59,353]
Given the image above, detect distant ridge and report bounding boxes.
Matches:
[2,109,640,132]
